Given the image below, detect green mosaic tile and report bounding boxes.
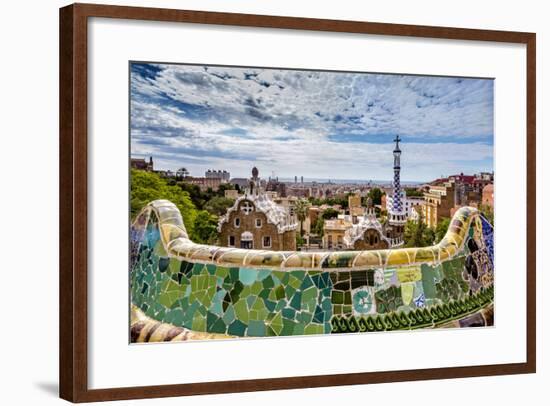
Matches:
[228,319,247,336]
[192,313,206,331]
[222,305,236,325]
[130,203,494,340]
[282,307,295,319]
[239,268,257,285]
[296,311,313,324]
[233,299,249,324]
[262,277,275,289]
[284,285,296,299]
[257,269,272,281]
[304,324,324,335]
[274,285,285,300]
[301,286,317,303]
[289,291,302,310]
[248,320,266,337]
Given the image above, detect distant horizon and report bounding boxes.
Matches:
[131,62,494,181]
[132,156,492,185]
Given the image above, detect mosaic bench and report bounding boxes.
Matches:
[130,200,494,342]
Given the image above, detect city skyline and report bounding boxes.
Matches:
[130,62,494,182]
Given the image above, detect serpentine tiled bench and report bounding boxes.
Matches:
[130,200,494,341]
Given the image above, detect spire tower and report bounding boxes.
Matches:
[392,135,402,213]
[387,135,405,246]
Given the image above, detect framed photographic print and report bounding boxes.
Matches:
[59,3,536,402]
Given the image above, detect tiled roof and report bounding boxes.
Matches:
[344,214,391,248]
[218,193,297,234]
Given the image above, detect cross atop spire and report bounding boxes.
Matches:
[393,135,401,151]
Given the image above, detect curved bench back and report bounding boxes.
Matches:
[130,200,494,338]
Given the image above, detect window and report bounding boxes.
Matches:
[263,236,271,248]
[256,218,262,228]
[234,217,240,227]
[228,235,235,247]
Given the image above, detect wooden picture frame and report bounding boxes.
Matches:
[59,3,536,402]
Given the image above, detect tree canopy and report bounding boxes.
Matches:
[479,204,494,226]
[404,187,424,197]
[204,196,235,216]
[403,210,434,248]
[193,210,219,244]
[312,217,324,237]
[368,187,384,205]
[434,217,451,244]
[321,207,340,220]
[294,198,311,236]
[308,196,349,209]
[131,169,244,244]
[131,169,197,236]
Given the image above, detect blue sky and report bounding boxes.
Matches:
[130,62,494,182]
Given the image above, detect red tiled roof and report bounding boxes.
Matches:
[430,177,449,185]
[448,174,476,184]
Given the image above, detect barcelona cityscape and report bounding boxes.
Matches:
[129,62,495,342]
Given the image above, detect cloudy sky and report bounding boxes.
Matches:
[130,62,494,182]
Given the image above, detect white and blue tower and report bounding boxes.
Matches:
[387,135,405,246]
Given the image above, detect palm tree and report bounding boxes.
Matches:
[176,167,189,179]
[294,198,311,237]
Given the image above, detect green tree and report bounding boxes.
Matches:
[404,220,420,247]
[193,210,219,244]
[423,227,435,246]
[216,183,236,197]
[312,217,325,237]
[434,217,451,243]
[403,210,435,247]
[308,196,349,208]
[176,182,205,209]
[368,187,384,205]
[294,198,311,237]
[204,196,234,216]
[321,208,339,220]
[176,167,189,178]
[404,187,424,197]
[479,204,494,225]
[131,169,197,235]
[296,233,305,248]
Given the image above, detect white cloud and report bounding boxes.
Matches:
[130,63,494,181]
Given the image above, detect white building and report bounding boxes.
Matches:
[205,169,230,182]
[386,190,424,219]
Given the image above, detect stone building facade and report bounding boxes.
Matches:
[423,182,456,228]
[344,198,392,250]
[352,227,390,250]
[131,156,153,171]
[322,218,352,250]
[322,198,395,250]
[482,184,494,208]
[182,176,222,192]
[218,168,297,251]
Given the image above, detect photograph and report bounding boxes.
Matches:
[0,0,542,404]
[129,62,495,342]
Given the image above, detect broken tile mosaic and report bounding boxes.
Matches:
[130,200,494,342]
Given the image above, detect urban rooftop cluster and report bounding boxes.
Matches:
[131,136,494,253]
